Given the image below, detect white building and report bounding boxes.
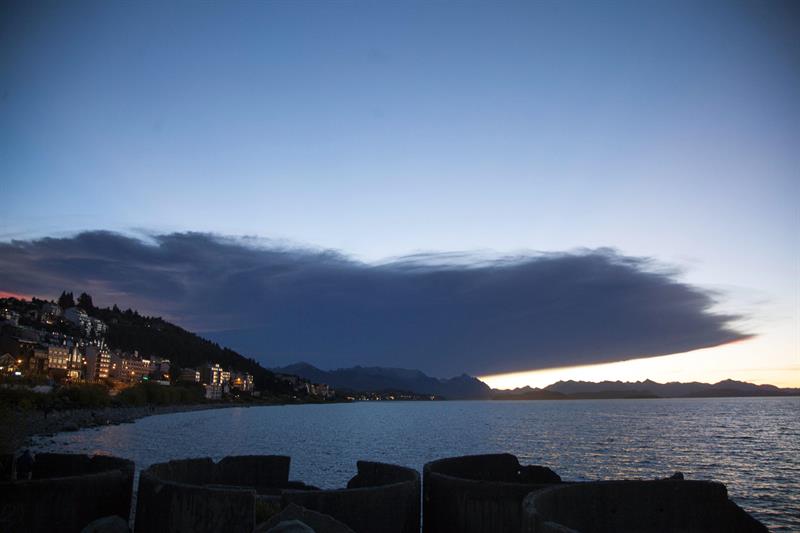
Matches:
[64,307,90,330]
[201,363,224,386]
[64,308,107,339]
[204,384,222,400]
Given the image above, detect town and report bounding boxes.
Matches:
[0,293,335,403]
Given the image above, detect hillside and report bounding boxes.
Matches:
[90,306,287,392]
[0,295,288,393]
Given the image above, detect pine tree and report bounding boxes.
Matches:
[77,292,94,311]
[58,291,75,309]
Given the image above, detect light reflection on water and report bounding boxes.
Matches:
[32,397,800,531]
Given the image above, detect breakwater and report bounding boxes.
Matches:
[136,456,419,533]
[0,451,768,533]
[0,453,134,532]
[424,453,561,533]
[521,479,767,533]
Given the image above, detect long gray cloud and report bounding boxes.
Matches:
[0,231,749,376]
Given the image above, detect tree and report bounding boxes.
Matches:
[77,292,94,312]
[58,291,75,309]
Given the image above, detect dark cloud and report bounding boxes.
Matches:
[0,231,750,376]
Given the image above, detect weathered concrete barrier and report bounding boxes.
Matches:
[135,455,420,533]
[521,480,768,533]
[0,453,134,533]
[423,453,561,533]
[135,456,288,533]
[282,460,420,533]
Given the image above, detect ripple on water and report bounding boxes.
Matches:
[30,396,800,532]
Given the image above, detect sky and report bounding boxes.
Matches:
[1,1,798,386]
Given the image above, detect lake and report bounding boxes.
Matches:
[32,397,800,531]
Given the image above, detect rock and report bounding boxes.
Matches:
[62,422,80,432]
[668,472,685,480]
[80,515,130,533]
[255,504,355,533]
[264,520,316,533]
[518,465,562,484]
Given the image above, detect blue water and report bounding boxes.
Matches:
[32,397,800,531]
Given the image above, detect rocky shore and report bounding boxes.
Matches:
[1,403,249,453]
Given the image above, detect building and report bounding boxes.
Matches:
[201,363,224,386]
[43,344,70,381]
[40,302,62,323]
[148,357,171,375]
[204,384,222,400]
[64,307,90,331]
[84,344,111,381]
[274,373,333,398]
[64,308,107,339]
[303,382,331,397]
[178,368,200,383]
[109,352,121,378]
[31,345,50,374]
[0,336,36,370]
[145,357,170,381]
[67,347,83,381]
[0,353,23,375]
[89,317,108,338]
[0,308,19,326]
[231,371,255,393]
[275,373,300,387]
[119,356,151,383]
[45,344,70,370]
[107,351,152,383]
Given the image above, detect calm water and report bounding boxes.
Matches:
[32,397,800,531]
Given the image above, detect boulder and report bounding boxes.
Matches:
[256,504,354,533]
[518,465,561,484]
[81,515,130,533]
[264,520,315,533]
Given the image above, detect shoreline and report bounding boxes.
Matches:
[2,401,295,453]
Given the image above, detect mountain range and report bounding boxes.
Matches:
[274,363,799,400]
[272,362,492,400]
[493,379,800,400]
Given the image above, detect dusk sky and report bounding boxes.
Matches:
[1,1,797,386]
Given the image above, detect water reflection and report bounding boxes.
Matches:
[32,397,800,531]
